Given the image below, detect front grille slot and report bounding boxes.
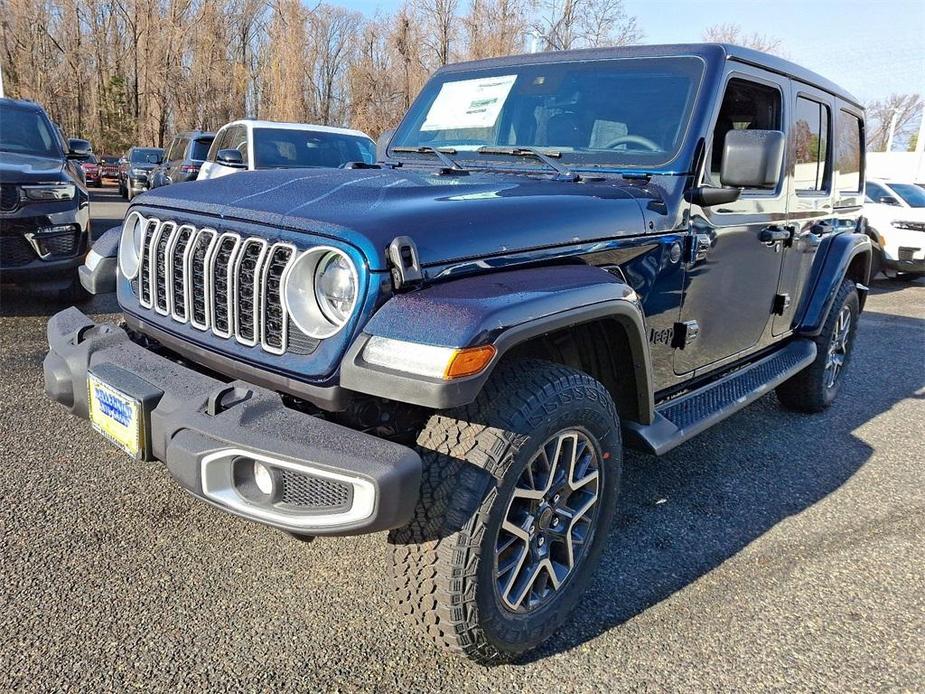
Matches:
[132,216,301,354]
[233,238,268,346]
[261,244,295,354]
[168,225,195,321]
[138,219,160,308]
[0,234,35,266]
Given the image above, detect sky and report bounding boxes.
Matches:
[334,0,925,104]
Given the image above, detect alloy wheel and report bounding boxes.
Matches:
[825,305,852,389]
[494,430,602,613]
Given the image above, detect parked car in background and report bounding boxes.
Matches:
[118,147,164,200]
[149,130,214,190]
[0,97,91,300]
[77,152,101,187]
[99,156,120,181]
[197,120,375,180]
[863,178,925,278]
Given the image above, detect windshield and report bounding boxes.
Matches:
[252,128,375,168]
[0,103,63,158]
[887,183,925,208]
[190,137,213,161]
[130,148,163,164]
[79,154,98,164]
[391,57,704,169]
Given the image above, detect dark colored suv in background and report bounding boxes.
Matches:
[118,147,164,200]
[149,130,214,189]
[0,97,91,300]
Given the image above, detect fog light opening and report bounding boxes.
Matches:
[253,461,274,496]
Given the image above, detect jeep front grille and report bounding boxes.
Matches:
[136,217,297,354]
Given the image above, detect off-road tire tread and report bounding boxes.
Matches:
[387,359,619,664]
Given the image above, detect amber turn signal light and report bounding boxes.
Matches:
[444,345,497,379]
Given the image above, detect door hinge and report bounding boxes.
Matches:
[772,293,791,316]
[672,320,700,349]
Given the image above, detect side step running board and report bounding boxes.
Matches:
[623,339,816,455]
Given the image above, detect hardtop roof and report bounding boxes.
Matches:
[436,43,862,109]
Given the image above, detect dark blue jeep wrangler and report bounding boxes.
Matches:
[45,44,871,663]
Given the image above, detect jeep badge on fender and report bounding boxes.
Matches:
[44,44,870,664]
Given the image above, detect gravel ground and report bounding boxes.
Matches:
[0,188,923,692]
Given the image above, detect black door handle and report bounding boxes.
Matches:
[759,226,793,243]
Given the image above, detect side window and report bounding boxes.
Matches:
[175,137,189,161]
[229,126,248,160]
[206,128,226,161]
[836,111,863,194]
[708,78,782,189]
[792,96,831,193]
[864,181,889,204]
[166,137,181,162]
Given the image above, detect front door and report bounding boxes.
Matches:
[772,85,836,335]
[674,70,789,374]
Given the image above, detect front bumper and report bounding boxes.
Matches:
[43,307,422,536]
[0,202,89,280]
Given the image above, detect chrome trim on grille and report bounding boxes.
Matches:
[233,237,269,347]
[130,215,300,354]
[209,232,242,339]
[260,242,297,355]
[153,221,175,316]
[139,219,163,309]
[187,228,218,331]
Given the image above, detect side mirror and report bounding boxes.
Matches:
[720,129,785,189]
[216,149,246,168]
[67,138,92,158]
[878,195,900,206]
[377,129,395,161]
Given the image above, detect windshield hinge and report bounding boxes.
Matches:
[388,236,423,291]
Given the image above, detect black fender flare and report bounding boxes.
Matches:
[340,264,655,421]
[796,231,871,337]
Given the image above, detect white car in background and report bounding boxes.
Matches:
[197,120,376,180]
[863,179,925,279]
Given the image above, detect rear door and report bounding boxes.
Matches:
[772,85,837,335]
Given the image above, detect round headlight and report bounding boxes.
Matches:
[118,211,146,279]
[315,251,357,325]
[283,247,359,339]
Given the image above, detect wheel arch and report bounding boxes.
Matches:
[796,231,871,336]
[340,265,656,425]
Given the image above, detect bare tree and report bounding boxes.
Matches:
[866,93,924,152]
[533,0,642,51]
[703,23,783,56]
[413,0,458,67]
[464,0,527,60]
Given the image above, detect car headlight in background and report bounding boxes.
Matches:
[21,184,76,201]
[118,211,146,279]
[284,247,359,339]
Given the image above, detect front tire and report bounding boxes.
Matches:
[776,279,859,413]
[388,360,622,664]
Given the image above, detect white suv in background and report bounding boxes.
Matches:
[197,120,376,180]
[863,179,925,279]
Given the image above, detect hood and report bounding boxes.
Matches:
[0,151,66,184]
[129,162,159,171]
[864,203,925,225]
[137,166,649,271]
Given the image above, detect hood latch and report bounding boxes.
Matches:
[388,236,423,291]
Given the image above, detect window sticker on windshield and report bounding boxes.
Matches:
[420,75,517,132]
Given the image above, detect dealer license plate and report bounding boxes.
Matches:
[87,372,144,458]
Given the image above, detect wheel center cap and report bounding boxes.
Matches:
[537,506,554,531]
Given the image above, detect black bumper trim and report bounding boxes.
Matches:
[43,307,421,536]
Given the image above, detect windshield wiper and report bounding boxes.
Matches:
[392,146,468,175]
[476,146,580,182]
